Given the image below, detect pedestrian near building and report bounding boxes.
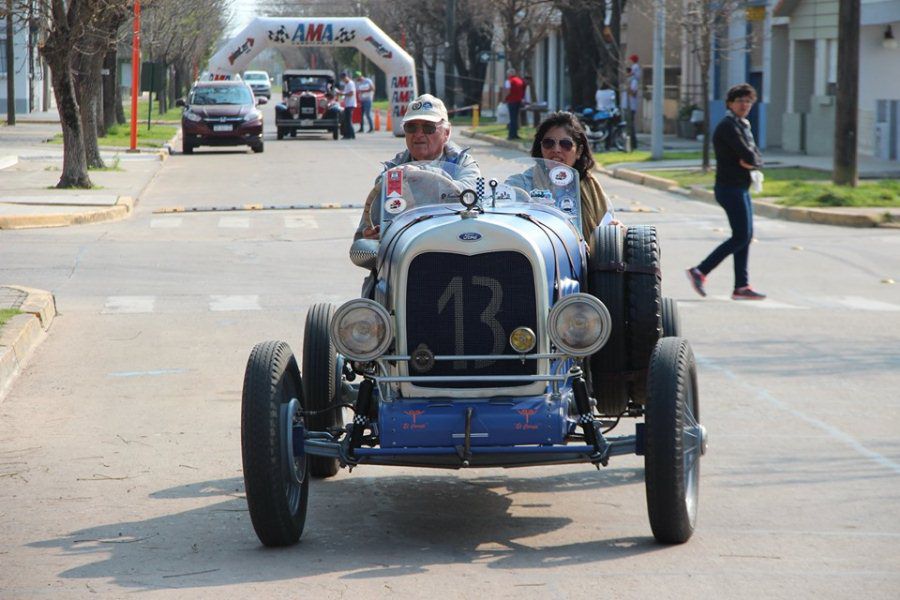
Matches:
[355,70,375,133]
[687,83,766,301]
[626,65,640,150]
[501,68,526,140]
[338,71,357,139]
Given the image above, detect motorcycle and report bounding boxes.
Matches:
[579,106,629,153]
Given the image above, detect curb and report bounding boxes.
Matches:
[0,196,135,230]
[0,286,57,401]
[0,155,17,171]
[682,185,886,228]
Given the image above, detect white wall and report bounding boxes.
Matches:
[859,21,900,157]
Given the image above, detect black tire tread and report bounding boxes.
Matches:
[588,225,629,415]
[302,303,341,477]
[661,297,681,338]
[625,225,662,404]
[241,340,308,546]
[644,337,699,544]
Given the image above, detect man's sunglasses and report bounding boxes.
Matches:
[541,137,576,151]
[403,122,439,135]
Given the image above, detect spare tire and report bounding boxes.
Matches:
[588,225,629,415]
[625,225,662,404]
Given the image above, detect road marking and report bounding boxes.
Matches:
[103,296,155,314]
[698,355,900,475]
[150,217,182,228]
[218,216,250,229]
[108,368,188,378]
[833,296,900,312]
[209,294,260,311]
[284,215,319,229]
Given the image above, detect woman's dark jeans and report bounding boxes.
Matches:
[698,184,754,289]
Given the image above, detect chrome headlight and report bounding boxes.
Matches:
[547,293,611,357]
[183,110,202,122]
[331,299,393,361]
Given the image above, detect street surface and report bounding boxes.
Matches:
[1,103,899,598]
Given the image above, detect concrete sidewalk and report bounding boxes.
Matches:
[0,286,57,401]
[0,117,171,229]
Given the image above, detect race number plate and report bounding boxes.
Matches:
[212,124,232,132]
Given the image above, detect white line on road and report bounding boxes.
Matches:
[833,296,900,312]
[103,296,155,314]
[284,216,319,228]
[209,294,261,311]
[698,355,900,475]
[150,217,183,228]
[218,217,250,229]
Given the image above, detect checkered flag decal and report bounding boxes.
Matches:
[476,177,485,201]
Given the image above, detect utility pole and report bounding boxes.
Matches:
[5,0,15,125]
[651,0,665,159]
[833,0,860,186]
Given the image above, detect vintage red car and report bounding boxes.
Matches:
[275,69,341,140]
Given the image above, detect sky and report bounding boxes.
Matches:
[228,0,258,36]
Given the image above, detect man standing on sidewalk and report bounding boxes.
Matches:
[338,71,357,140]
[501,68,525,140]
[355,71,375,133]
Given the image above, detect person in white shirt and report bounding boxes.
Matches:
[355,70,375,133]
[338,71,357,139]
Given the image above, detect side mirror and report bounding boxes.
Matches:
[257,96,268,106]
[175,98,186,107]
[349,238,379,271]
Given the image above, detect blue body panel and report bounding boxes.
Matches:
[378,394,574,448]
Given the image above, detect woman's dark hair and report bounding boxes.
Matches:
[530,111,595,177]
[726,83,757,104]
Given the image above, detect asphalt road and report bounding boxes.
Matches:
[1,111,899,598]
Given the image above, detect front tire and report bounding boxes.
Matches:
[625,225,662,404]
[277,127,285,140]
[182,141,194,155]
[302,303,342,477]
[644,337,702,544]
[332,125,340,140]
[251,141,264,153]
[613,125,628,152]
[241,340,309,547]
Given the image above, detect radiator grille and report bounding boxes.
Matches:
[405,251,537,388]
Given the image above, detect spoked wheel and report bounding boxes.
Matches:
[302,303,342,478]
[613,125,628,152]
[644,337,705,544]
[241,340,309,547]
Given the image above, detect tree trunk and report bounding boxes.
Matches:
[701,71,712,171]
[833,0,860,186]
[558,5,603,108]
[115,82,126,125]
[50,60,92,188]
[102,46,118,133]
[74,51,105,169]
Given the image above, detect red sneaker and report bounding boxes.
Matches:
[732,286,766,300]
[686,268,707,297]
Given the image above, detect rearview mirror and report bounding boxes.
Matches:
[257,97,268,106]
[175,98,186,107]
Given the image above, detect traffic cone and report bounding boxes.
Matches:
[374,110,381,131]
[385,110,392,133]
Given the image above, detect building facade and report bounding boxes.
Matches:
[0,8,50,116]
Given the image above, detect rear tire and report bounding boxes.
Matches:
[613,125,628,152]
[302,303,342,478]
[241,340,309,547]
[588,225,629,415]
[625,225,662,404]
[644,337,702,544]
[661,297,681,338]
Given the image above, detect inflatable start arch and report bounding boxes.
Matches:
[208,17,417,136]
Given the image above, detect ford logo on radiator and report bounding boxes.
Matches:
[458,232,482,242]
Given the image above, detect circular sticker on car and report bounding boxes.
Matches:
[559,196,576,212]
[385,196,407,214]
[549,166,574,186]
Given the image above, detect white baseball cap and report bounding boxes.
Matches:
[403,94,448,124]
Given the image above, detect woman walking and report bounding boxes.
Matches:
[687,83,766,300]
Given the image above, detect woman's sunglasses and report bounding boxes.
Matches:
[403,122,439,135]
[541,137,576,151]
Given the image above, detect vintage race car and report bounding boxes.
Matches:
[240,158,707,547]
[274,69,341,140]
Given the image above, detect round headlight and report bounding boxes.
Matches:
[183,110,202,122]
[547,293,611,357]
[330,299,393,361]
[509,327,536,353]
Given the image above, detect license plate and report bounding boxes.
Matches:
[301,107,314,114]
[300,119,313,126]
[212,124,232,132]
